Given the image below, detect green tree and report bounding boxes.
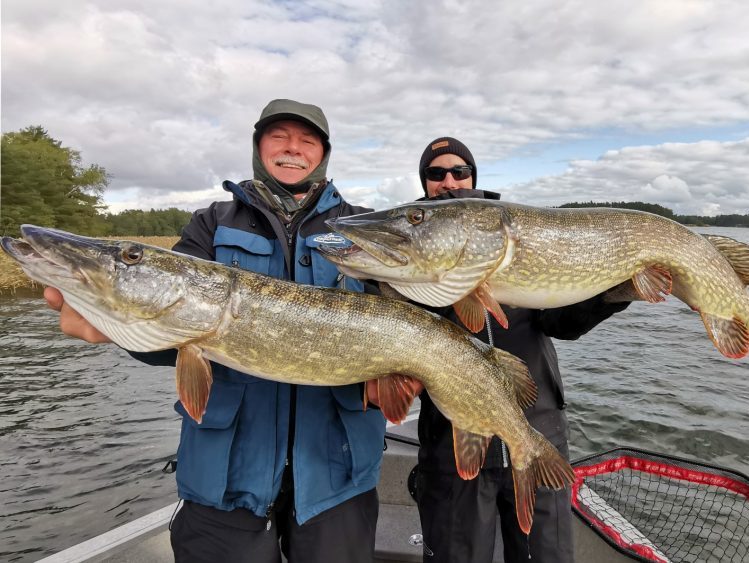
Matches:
[1,126,109,236]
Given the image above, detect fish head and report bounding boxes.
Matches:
[321,199,513,306]
[2,225,233,351]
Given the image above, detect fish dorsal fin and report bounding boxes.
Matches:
[632,265,672,303]
[701,313,749,359]
[376,374,421,424]
[489,347,536,408]
[454,282,509,333]
[704,235,749,286]
[453,428,491,480]
[176,344,213,423]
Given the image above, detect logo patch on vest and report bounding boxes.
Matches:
[313,233,350,246]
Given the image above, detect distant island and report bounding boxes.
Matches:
[558,201,749,227]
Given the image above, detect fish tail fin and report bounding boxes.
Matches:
[489,347,536,408]
[704,235,749,286]
[511,432,575,535]
[701,312,749,359]
[176,344,213,423]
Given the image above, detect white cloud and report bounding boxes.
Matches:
[2,0,749,215]
[501,139,749,216]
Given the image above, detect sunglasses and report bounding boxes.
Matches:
[424,165,473,182]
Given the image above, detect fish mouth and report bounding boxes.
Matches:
[323,217,410,267]
[2,225,114,288]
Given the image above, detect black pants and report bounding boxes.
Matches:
[416,457,573,563]
[170,489,379,563]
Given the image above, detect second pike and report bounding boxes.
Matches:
[322,200,749,359]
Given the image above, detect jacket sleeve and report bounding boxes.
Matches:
[171,204,219,260]
[533,293,630,341]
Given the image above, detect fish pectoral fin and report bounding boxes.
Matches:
[454,293,486,333]
[454,283,508,333]
[176,344,213,424]
[475,282,509,329]
[511,432,576,535]
[700,312,749,359]
[632,265,672,303]
[490,348,536,409]
[377,374,421,424]
[453,428,491,480]
[379,282,409,301]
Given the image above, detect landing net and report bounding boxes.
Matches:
[571,447,749,563]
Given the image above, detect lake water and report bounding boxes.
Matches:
[1,227,747,561]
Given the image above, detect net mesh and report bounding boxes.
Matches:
[572,448,749,563]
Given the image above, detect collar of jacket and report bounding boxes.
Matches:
[222,179,343,216]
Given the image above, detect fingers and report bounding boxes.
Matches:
[44,287,111,343]
[44,286,64,311]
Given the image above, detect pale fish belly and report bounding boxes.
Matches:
[488,279,615,309]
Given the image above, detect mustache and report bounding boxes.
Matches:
[274,156,308,169]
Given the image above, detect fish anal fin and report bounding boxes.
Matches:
[176,344,213,424]
[701,313,749,359]
[377,374,420,424]
[475,282,509,329]
[453,428,491,480]
[511,432,576,535]
[632,265,672,303]
[454,293,486,333]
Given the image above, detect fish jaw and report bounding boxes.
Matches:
[324,200,512,306]
[3,225,230,351]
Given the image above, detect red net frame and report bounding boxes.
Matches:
[572,447,749,562]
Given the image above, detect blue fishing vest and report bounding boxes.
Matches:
[174,181,386,524]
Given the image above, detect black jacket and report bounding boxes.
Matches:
[415,189,629,472]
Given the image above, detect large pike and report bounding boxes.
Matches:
[2,224,575,534]
[321,200,749,359]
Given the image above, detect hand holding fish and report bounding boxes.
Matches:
[44,287,112,344]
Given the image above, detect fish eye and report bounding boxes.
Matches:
[121,244,143,265]
[407,209,425,225]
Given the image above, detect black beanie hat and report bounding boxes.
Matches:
[418,136,477,193]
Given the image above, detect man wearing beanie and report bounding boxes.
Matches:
[405,137,629,563]
[44,99,386,563]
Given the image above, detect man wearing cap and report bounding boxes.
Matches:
[403,137,629,563]
[44,99,386,562]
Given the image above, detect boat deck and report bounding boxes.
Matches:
[39,420,636,563]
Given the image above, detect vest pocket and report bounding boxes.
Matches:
[174,379,246,505]
[214,226,273,274]
[329,385,386,488]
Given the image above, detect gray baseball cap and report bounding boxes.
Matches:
[254,99,329,141]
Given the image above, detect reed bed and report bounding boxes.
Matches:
[0,236,180,294]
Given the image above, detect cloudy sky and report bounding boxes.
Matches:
[2,0,748,216]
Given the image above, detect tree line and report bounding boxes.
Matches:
[559,201,749,227]
[2,126,747,237]
[1,127,192,237]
